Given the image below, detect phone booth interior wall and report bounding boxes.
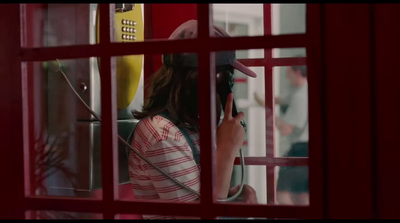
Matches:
[149,4,197,76]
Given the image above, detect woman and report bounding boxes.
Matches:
[128,20,257,219]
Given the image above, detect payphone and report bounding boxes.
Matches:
[42,3,143,197]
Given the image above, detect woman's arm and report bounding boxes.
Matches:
[175,94,246,219]
[215,93,246,199]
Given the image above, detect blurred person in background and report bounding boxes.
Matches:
[254,65,308,205]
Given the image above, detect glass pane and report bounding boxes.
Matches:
[212,4,264,37]
[272,4,306,35]
[124,49,268,217]
[109,53,144,202]
[232,165,267,204]
[26,210,102,219]
[273,47,306,58]
[122,52,200,219]
[272,65,308,158]
[123,53,199,199]
[229,65,266,159]
[22,4,202,45]
[236,49,264,59]
[276,165,309,205]
[210,49,267,208]
[23,4,149,46]
[28,58,103,199]
[23,4,97,47]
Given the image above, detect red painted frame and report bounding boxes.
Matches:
[5,2,400,220]
[373,4,400,219]
[0,3,328,219]
[323,4,373,219]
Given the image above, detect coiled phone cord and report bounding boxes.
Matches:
[54,59,245,201]
[218,149,245,202]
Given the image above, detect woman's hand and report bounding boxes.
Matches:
[215,93,246,199]
[217,93,245,159]
[228,184,258,204]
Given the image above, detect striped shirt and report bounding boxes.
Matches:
[128,115,200,219]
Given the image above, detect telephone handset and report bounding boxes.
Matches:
[217,70,247,131]
[96,3,144,110]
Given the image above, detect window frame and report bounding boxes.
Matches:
[12,3,324,219]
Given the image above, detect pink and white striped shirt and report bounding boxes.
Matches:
[128,115,200,219]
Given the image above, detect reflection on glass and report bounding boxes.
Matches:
[276,166,309,205]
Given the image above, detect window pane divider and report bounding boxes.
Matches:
[19,34,308,62]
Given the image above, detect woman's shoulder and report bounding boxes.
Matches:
[135,114,181,144]
[139,114,177,130]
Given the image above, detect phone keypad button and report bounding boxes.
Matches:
[119,18,138,42]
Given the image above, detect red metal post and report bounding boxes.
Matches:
[99,3,119,219]
[238,57,307,68]
[197,4,217,219]
[323,4,373,219]
[263,3,276,205]
[0,3,25,219]
[373,3,400,219]
[305,3,324,218]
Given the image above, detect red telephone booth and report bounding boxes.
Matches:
[0,3,400,219]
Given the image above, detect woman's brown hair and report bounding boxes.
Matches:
[132,64,233,130]
[132,65,199,130]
